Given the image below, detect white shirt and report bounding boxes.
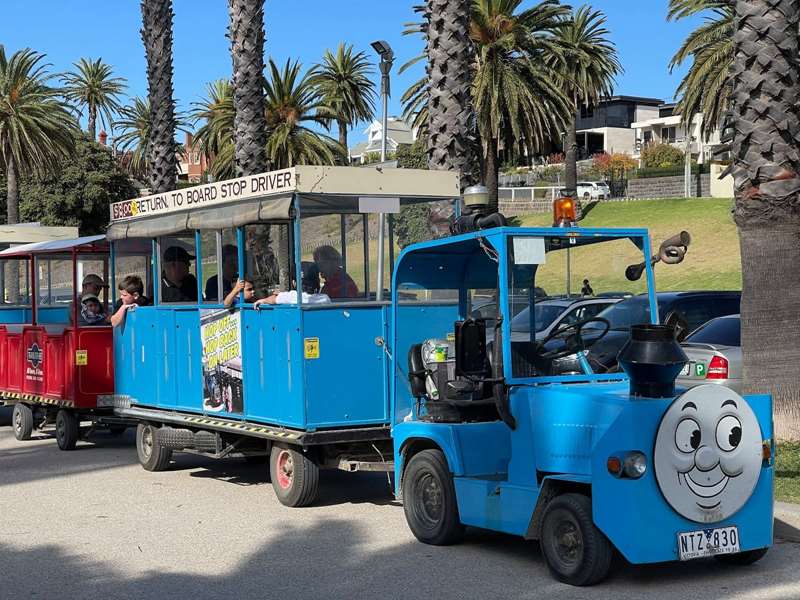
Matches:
[274,291,331,305]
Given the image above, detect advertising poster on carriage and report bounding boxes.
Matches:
[200,309,244,414]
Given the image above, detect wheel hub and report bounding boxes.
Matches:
[416,473,443,525]
[141,427,153,460]
[276,450,294,490]
[554,520,582,564]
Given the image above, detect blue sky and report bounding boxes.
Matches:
[2,0,704,145]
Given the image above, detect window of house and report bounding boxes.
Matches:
[661,127,677,144]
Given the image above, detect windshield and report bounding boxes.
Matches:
[511,304,566,333]
[588,295,653,331]
[685,316,741,346]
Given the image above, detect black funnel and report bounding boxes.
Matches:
[618,325,688,398]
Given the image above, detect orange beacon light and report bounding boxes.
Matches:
[553,196,577,227]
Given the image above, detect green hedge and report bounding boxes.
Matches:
[629,163,711,179]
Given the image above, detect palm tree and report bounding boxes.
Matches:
[668,0,733,141]
[551,5,621,199]
[264,59,346,169]
[229,0,268,177]
[403,0,572,205]
[190,79,235,178]
[729,0,800,441]
[311,42,376,156]
[140,0,177,194]
[61,57,127,141]
[0,46,77,225]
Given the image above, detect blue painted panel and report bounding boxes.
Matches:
[241,307,305,428]
[392,302,460,424]
[155,310,177,409]
[37,307,71,323]
[0,308,32,323]
[113,307,160,408]
[173,310,203,413]
[454,478,538,536]
[302,306,387,428]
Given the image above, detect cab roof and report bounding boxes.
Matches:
[0,234,107,257]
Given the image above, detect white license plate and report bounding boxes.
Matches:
[678,526,740,560]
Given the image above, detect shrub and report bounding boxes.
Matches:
[640,143,685,168]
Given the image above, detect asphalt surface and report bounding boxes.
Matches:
[1,423,799,600]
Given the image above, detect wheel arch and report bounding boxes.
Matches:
[397,436,460,500]
[524,476,592,540]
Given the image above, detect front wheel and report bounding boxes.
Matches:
[136,423,172,471]
[540,493,612,586]
[269,445,319,507]
[402,449,464,546]
[12,403,34,441]
[715,547,769,566]
[55,409,79,451]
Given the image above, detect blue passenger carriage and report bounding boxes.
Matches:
[109,166,460,506]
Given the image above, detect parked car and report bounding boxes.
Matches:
[564,181,611,200]
[510,296,623,341]
[675,314,742,393]
[550,291,741,374]
[470,289,547,327]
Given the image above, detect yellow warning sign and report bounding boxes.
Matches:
[75,350,88,366]
[304,337,320,359]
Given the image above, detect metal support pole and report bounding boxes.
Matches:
[376,54,392,302]
[362,214,370,298]
[340,214,348,277]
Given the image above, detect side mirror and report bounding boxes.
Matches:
[455,319,489,377]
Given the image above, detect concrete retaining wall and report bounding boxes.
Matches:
[626,174,710,199]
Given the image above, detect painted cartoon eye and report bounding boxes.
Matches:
[675,418,701,453]
[716,415,742,452]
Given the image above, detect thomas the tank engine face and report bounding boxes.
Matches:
[654,385,763,524]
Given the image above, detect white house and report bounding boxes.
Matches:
[631,104,722,164]
[574,96,663,158]
[349,117,418,163]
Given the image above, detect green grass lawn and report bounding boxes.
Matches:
[516,198,742,292]
[776,443,800,504]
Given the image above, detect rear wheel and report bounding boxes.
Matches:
[402,449,464,545]
[540,493,613,586]
[136,423,172,471]
[55,409,79,450]
[715,547,769,566]
[269,445,319,507]
[12,404,33,441]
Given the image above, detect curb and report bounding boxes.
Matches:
[775,501,800,543]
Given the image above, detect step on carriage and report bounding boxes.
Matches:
[0,235,132,449]
[108,165,460,506]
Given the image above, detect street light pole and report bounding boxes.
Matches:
[371,40,394,302]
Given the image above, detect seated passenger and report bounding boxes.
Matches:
[161,246,198,303]
[79,294,107,326]
[312,245,358,299]
[80,273,108,300]
[205,244,238,301]
[253,268,330,307]
[110,275,151,327]
[223,278,257,308]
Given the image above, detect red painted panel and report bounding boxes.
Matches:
[21,328,46,396]
[0,327,7,389]
[74,327,114,408]
[6,334,24,392]
[45,335,65,398]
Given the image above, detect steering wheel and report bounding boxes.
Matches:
[536,316,611,361]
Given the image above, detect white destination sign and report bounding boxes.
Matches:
[110,168,296,222]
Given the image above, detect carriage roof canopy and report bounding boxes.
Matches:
[0,234,107,257]
[106,165,460,241]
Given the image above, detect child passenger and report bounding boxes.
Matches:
[223,278,257,308]
[110,275,149,327]
[79,294,107,326]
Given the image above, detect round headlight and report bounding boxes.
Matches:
[623,451,647,479]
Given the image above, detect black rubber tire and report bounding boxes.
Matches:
[12,403,34,441]
[108,425,127,435]
[540,493,613,586]
[402,449,464,546]
[269,445,319,507]
[55,409,79,451]
[136,423,172,472]
[715,547,769,566]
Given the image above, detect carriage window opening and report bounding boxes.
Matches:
[159,234,198,303]
[1,258,31,306]
[243,223,289,301]
[36,256,74,307]
[200,231,220,303]
[299,214,361,301]
[113,238,154,306]
[77,256,110,310]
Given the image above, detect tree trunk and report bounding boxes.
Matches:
[485,137,498,212]
[731,0,800,441]
[425,0,478,192]
[564,108,578,198]
[229,0,268,177]
[88,105,97,142]
[337,118,348,163]
[6,156,19,225]
[141,0,178,194]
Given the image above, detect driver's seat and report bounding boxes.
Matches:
[509,342,540,377]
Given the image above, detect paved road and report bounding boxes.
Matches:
[1,426,799,600]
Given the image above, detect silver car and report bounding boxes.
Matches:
[510,297,623,342]
[675,314,742,393]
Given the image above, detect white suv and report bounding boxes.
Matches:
[575,181,611,200]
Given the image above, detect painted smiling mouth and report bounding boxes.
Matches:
[683,472,729,499]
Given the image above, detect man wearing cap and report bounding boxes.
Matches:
[81,273,108,299]
[161,246,198,303]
